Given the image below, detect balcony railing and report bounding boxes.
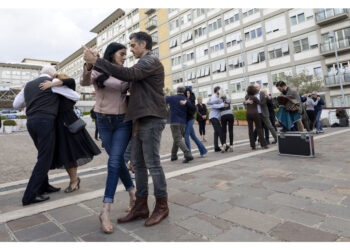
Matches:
[316,9,349,25]
[146,19,157,31]
[144,8,156,15]
[320,38,350,55]
[324,73,350,87]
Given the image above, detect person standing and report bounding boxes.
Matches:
[305,93,319,131]
[220,96,234,152]
[196,97,207,142]
[166,87,194,163]
[81,42,136,233]
[183,88,207,157]
[245,85,268,150]
[13,66,80,206]
[207,86,228,152]
[84,31,169,227]
[38,74,101,194]
[275,81,304,132]
[312,91,325,133]
[256,87,277,144]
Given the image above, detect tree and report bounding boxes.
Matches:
[288,70,324,95]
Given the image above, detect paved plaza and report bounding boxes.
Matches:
[0,125,350,242]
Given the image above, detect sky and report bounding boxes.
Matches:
[0,8,113,63]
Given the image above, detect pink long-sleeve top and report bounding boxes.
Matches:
[80,64,129,115]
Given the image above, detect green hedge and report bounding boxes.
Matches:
[3,120,16,126]
[232,109,279,121]
[83,111,91,116]
[0,116,7,121]
[17,115,27,119]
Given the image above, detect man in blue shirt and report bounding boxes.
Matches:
[165,86,193,163]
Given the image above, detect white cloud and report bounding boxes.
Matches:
[0,8,112,63]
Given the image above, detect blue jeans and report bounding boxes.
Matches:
[96,113,134,203]
[185,119,207,156]
[315,110,323,132]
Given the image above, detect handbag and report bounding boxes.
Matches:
[65,118,86,134]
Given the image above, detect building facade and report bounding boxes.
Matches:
[161,8,350,109]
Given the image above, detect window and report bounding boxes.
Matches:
[224,10,239,25]
[265,16,286,34]
[212,60,226,74]
[208,18,222,33]
[290,16,297,25]
[293,37,313,53]
[297,13,305,23]
[268,41,289,59]
[244,26,262,41]
[181,31,193,44]
[196,65,210,78]
[169,18,180,31]
[168,9,177,14]
[290,10,313,25]
[183,50,195,63]
[172,72,183,84]
[169,37,179,48]
[314,67,322,78]
[193,9,205,19]
[194,25,207,38]
[247,49,265,65]
[242,8,259,18]
[152,48,159,58]
[210,40,225,53]
[171,54,182,67]
[228,56,244,70]
[185,69,197,81]
[196,44,209,59]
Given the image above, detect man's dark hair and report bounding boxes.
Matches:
[129,31,152,50]
[247,85,258,96]
[214,86,220,94]
[275,81,287,87]
[177,86,186,94]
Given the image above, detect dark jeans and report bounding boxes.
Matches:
[221,114,234,146]
[170,123,190,158]
[97,113,134,203]
[22,118,56,203]
[210,118,225,150]
[307,110,316,130]
[198,120,206,136]
[247,113,267,148]
[131,117,167,198]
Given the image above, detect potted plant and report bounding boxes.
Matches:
[3,120,17,134]
[17,115,27,130]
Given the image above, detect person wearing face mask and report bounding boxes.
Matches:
[81,42,136,234]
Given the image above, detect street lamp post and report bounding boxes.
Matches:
[329,31,346,107]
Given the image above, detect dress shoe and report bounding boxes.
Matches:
[183,155,193,163]
[171,156,178,161]
[23,195,50,206]
[262,146,269,149]
[144,197,169,227]
[39,185,61,195]
[214,148,221,152]
[117,197,149,223]
[272,140,277,144]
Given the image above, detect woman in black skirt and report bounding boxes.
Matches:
[39,74,101,193]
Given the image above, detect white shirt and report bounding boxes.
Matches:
[13,74,80,109]
[255,92,262,114]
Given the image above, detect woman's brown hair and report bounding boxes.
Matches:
[247,85,258,96]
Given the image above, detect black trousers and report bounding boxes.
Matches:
[94,120,99,139]
[247,113,267,148]
[210,118,225,150]
[253,116,269,143]
[221,114,234,146]
[306,110,316,130]
[22,118,56,203]
[198,120,206,136]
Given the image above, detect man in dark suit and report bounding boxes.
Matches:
[253,84,277,144]
[13,66,80,206]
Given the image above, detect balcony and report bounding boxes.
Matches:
[151,35,158,45]
[144,8,156,15]
[316,9,349,25]
[146,19,157,31]
[324,73,350,87]
[320,38,350,56]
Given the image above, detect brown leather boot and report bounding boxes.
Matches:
[117,197,149,223]
[144,197,169,227]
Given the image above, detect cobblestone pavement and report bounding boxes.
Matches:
[0,124,250,184]
[0,127,350,242]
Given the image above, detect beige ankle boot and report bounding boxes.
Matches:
[125,188,136,212]
[99,203,113,234]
